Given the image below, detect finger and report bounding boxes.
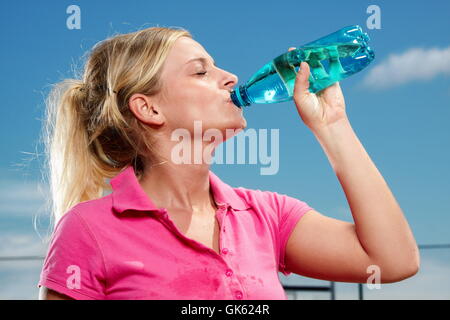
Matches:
[293,61,311,97]
[288,47,296,51]
[318,81,340,99]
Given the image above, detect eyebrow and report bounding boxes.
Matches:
[185,57,216,67]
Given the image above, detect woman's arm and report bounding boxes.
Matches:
[313,117,419,271]
[284,117,419,283]
[283,53,419,283]
[39,286,74,300]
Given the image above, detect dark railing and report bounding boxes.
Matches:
[0,256,45,261]
[283,282,335,300]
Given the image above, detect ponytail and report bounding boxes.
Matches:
[43,79,113,225]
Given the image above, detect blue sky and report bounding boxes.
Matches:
[0,0,449,299]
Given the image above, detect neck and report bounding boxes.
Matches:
[138,161,217,214]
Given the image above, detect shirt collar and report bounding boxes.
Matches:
[110,165,251,214]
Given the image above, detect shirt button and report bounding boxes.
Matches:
[221,248,229,255]
[225,269,233,277]
[235,291,243,299]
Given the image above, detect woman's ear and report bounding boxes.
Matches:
[128,93,165,126]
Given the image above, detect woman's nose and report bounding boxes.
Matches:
[224,71,238,90]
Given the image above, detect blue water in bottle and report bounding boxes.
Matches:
[230,25,375,108]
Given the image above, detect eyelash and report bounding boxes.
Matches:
[196,71,207,76]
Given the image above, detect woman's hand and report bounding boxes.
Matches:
[288,47,348,133]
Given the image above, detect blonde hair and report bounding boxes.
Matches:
[41,26,192,226]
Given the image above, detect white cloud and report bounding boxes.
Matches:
[0,179,48,201]
[0,178,52,255]
[0,232,49,257]
[363,46,450,89]
[0,178,50,218]
[0,232,49,300]
[0,260,44,300]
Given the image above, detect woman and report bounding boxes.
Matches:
[38,27,419,300]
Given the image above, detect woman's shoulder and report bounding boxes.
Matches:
[232,186,312,217]
[61,193,114,227]
[233,186,291,205]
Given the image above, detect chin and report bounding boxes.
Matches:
[238,116,247,130]
[220,116,247,139]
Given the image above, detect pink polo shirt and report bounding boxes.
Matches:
[38,165,313,300]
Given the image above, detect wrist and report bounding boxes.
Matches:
[311,117,352,139]
[311,117,362,175]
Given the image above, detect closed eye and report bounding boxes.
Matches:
[196,71,207,76]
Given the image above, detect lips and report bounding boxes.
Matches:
[227,98,242,110]
[225,91,240,108]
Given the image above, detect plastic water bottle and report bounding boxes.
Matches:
[230,25,375,108]
[303,25,370,47]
